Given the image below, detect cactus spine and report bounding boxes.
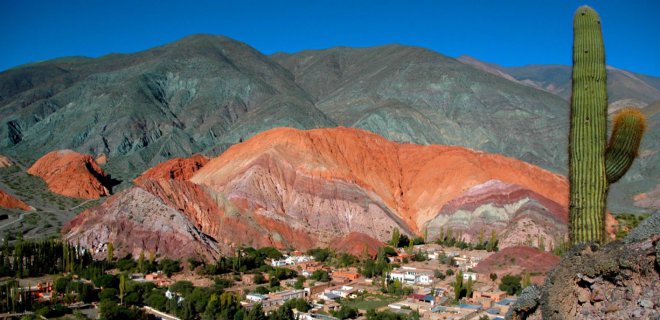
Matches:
[569,6,646,245]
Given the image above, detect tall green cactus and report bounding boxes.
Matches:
[569,6,646,245]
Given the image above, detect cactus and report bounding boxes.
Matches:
[568,6,646,245]
[605,108,647,183]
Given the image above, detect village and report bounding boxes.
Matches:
[1,237,534,320]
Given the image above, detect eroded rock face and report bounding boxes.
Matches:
[192,127,567,246]
[0,188,32,211]
[425,180,567,249]
[66,127,570,259]
[134,154,208,184]
[27,150,111,199]
[62,187,220,260]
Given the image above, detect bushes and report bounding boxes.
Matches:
[158,259,181,277]
[499,274,522,295]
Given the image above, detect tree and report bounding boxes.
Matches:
[253,273,266,284]
[159,259,181,277]
[107,243,114,261]
[311,270,330,282]
[487,230,499,252]
[333,305,359,319]
[138,251,145,273]
[465,278,473,299]
[489,273,497,282]
[453,270,463,301]
[246,303,266,320]
[499,274,522,295]
[119,273,126,305]
[390,228,400,247]
[293,276,305,289]
[522,272,532,288]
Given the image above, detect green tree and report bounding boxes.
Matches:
[246,303,266,320]
[390,228,400,247]
[499,274,522,295]
[159,259,181,277]
[119,274,126,305]
[522,272,532,289]
[311,270,330,282]
[453,270,463,301]
[107,243,114,261]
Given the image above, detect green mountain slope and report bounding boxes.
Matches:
[0,35,334,181]
[272,45,569,173]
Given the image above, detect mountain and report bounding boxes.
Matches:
[0,34,334,181]
[271,46,569,173]
[64,127,568,259]
[1,36,655,213]
[457,55,660,105]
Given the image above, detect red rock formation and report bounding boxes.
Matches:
[62,187,220,260]
[27,150,110,199]
[474,246,560,275]
[134,154,208,185]
[428,179,568,249]
[0,189,32,211]
[192,127,567,244]
[66,127,571,259]
[0,155,13,168]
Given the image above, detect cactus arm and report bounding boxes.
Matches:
[605,108,647,183]
[569,6,608,244]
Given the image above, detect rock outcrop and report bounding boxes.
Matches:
[27,150,112,199]
[0,188,32,211]
[66,127,570,259]
[474,246,560,276]
[62,187,220,260]
[0,155,13,168]
[507,213,660,320]
[134,154,208,184]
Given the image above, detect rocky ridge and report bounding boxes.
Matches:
[65,127,570,258]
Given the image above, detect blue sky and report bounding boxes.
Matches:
[1,0,659,76]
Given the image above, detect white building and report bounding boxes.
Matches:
[388,266,434,285]
[246,293,268,302]
[271,255,315,267]
[463,272,478,281]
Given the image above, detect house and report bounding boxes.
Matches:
[318,292,340,301]
[388,266,434,285]
[295,311,339,320]
[473,286,507,302]
[332,270,360,281]
[462,272,478,281]
[246,289,306,308]
[246,293,268,302]
[305,282,333,297]
[324,285,359,299]
[145,272,174,287]
[409,293,435,305]
[271,259,289,267]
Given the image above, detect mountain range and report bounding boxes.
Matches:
[1,34,658,223]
